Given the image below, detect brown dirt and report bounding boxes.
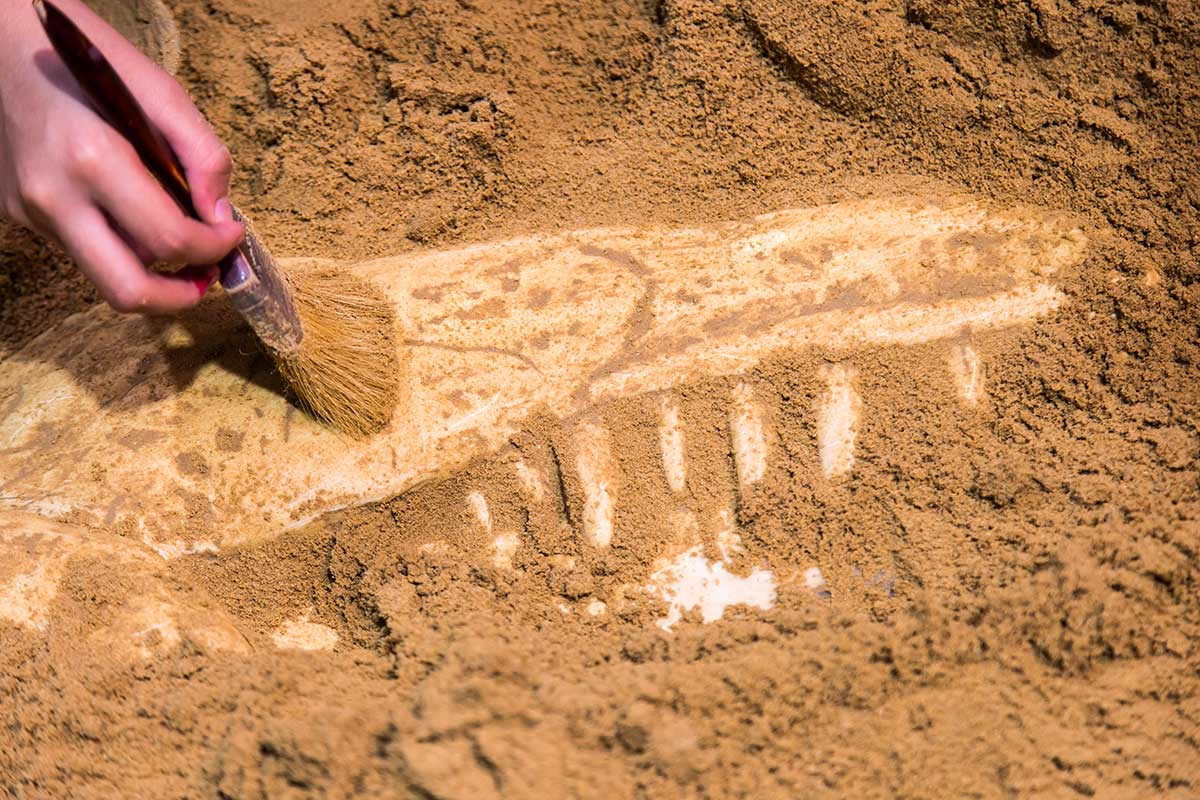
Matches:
[2,0,1199,797]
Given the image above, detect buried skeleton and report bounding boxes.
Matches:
[0,193,1088,644]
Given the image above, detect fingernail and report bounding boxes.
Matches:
[181,265,219,297]
[214,197,233,223]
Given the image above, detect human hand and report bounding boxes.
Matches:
[0,0,243,314]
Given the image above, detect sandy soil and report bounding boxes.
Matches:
[1,0,1198,797]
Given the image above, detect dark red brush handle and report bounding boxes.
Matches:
[35,0,196,216]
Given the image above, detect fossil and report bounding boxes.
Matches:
[0,193,1086,641]
[0,510,247,659]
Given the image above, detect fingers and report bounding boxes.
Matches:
[0,1,237,317]
[55,2,234,223]
[138,79,234,225]
[56,206,216,315]
[67,22,236,225]
[81,131,243,265]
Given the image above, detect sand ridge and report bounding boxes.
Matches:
[0,0,1197,796]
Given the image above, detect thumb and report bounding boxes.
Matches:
[172,124,235,226]
[140,80,235,224]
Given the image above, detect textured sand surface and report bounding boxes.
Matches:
[0,0,1197,797]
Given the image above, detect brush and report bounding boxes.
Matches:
[34,0,398,435]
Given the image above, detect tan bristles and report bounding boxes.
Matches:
[273,266,400,436]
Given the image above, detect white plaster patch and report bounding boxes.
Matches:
[803,566,826,589]
[273,609,339,651]
[714,508,744,561]
[586,600,607,617]
[730,381,767,488]
[128,599,182,658]
[658,395,687,493]
[575,420,616,548]
[0,561,59,631]
[512,458,545,503]
[645,545,775,632]
[467,491,492,532]
[804,566,831,599]
[816,364,861,478]
[948,344,984,406]
[732,228,790,260]
[11,497,74,518]
[491,531,519,570]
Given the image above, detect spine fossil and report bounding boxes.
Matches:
[0,194,1087,554]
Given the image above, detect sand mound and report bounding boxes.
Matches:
[0,510,247,659]
[0,0,1197,796]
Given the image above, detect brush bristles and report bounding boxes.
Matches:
[273,266,400,436]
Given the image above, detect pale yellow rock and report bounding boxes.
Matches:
[89,0,181,75]
[272,608,339,651]
[815,363,861,479]
[0,195,1086,553]
[0,511,249,658]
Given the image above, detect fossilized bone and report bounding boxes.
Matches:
[89,0,181,75]
[0,510,247,659]
[0,195,1086,557]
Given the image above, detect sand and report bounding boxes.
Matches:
[1,0,1198,797]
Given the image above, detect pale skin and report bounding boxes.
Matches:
[0,0,243,314]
